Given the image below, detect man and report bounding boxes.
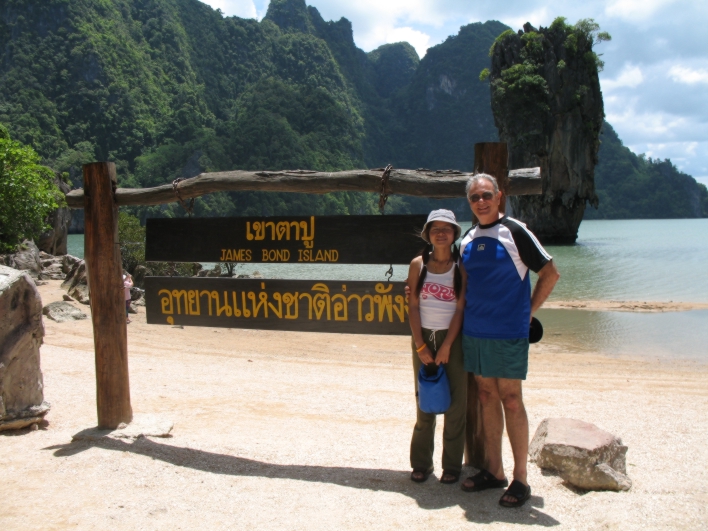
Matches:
[459,173,559,507]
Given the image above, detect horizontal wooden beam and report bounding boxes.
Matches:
[65,167,541,208]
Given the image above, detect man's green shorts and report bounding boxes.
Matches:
[462,335,529,380]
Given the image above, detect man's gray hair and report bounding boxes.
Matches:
[465,173,499,196]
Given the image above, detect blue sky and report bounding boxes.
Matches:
[201,0,708,186]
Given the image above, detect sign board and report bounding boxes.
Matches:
[145,277,410,335]
[145,215,428,264]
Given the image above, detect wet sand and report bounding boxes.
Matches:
[1,280,707,530]
[543,300,708,312]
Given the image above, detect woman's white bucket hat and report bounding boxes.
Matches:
[421,209,462,243]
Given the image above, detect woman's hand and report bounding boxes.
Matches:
[417,345,435,365]
[435,344,451,365]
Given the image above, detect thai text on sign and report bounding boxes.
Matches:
[145,277,410,335]
[145,215,428,264]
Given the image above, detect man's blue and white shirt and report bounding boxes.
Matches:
[460,216,551,340]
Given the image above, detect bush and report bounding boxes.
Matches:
[0,125,63,252]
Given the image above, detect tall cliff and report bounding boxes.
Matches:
[488,19,606,243]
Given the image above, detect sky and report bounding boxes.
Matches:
[201,0,708,186]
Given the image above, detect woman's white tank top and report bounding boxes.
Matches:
[419,264,457,330]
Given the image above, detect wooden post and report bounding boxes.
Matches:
[474,142,509,213]
[464,142,509,469]
[83,162,133,429]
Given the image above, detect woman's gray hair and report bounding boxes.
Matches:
[465,173,499,196]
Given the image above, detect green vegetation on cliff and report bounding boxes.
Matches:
[0,0,704,227]
[587,123,708,219]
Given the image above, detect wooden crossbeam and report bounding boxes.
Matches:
[64,167,541,208]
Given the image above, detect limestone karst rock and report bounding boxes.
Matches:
[37,175,72,256]
[0,265,50,431]
[488,20,605,243]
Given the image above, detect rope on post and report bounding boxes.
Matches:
[172,178,195,217]
[377,165,394,281]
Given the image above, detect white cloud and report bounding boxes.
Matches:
[604,0,677,21]
[200,0,258,19]
[668,65,708,85]
[383,27,431,58]
[601,64,644,91]
[497,6,550,34]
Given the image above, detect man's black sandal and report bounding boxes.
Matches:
[498,480,531,508]
[461,469,509,492]
[439,470,460,484]
[410,468,433,483]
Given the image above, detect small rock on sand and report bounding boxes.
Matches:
[529,417,632,491]
[42,301,87,323]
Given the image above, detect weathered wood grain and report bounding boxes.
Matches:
[65,167,541,208]
[83,162,133,429]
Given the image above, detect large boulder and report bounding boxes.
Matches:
[9,240,43,277]
[39,252,67,281]
[61,259,89,305]
[37,175,72,256]
[530,418,631,491]
[0,265,50,431]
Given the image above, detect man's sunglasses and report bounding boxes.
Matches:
[468,191,495,203]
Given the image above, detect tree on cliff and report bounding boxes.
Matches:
[0,124,63,252]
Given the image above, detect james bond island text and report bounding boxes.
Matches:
[146,215,428,264]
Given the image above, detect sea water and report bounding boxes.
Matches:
[66,219,708,360]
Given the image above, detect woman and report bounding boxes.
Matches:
[406,209,467,484]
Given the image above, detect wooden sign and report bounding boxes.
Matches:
[145,215,428,264]
[145,277,410,335]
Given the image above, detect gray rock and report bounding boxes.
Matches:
[530,418,631,491]
[37,175,72,256]
[11,240,43,276]
[129,286,144,301]
[61,259,90,305]
[128,303,138,315]
[42,301,88,323]
[0,266,51,431]
[40,256,67,280]
[206,264,222,277]
[62,294,74,301]
[132,265,147,288]
[61,254,81,275]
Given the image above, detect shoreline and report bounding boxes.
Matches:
[543,299,708,312]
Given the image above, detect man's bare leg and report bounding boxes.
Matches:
[461,376,506,489]
[498,378,529,503]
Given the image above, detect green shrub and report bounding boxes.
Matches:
[0,126,63,252]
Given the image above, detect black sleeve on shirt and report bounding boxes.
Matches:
[504,218,552,273]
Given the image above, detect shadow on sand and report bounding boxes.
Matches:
[45,434,560,526]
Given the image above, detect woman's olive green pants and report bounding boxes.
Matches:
[410,328,467,474]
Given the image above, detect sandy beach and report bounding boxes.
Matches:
[2,279,707,531]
